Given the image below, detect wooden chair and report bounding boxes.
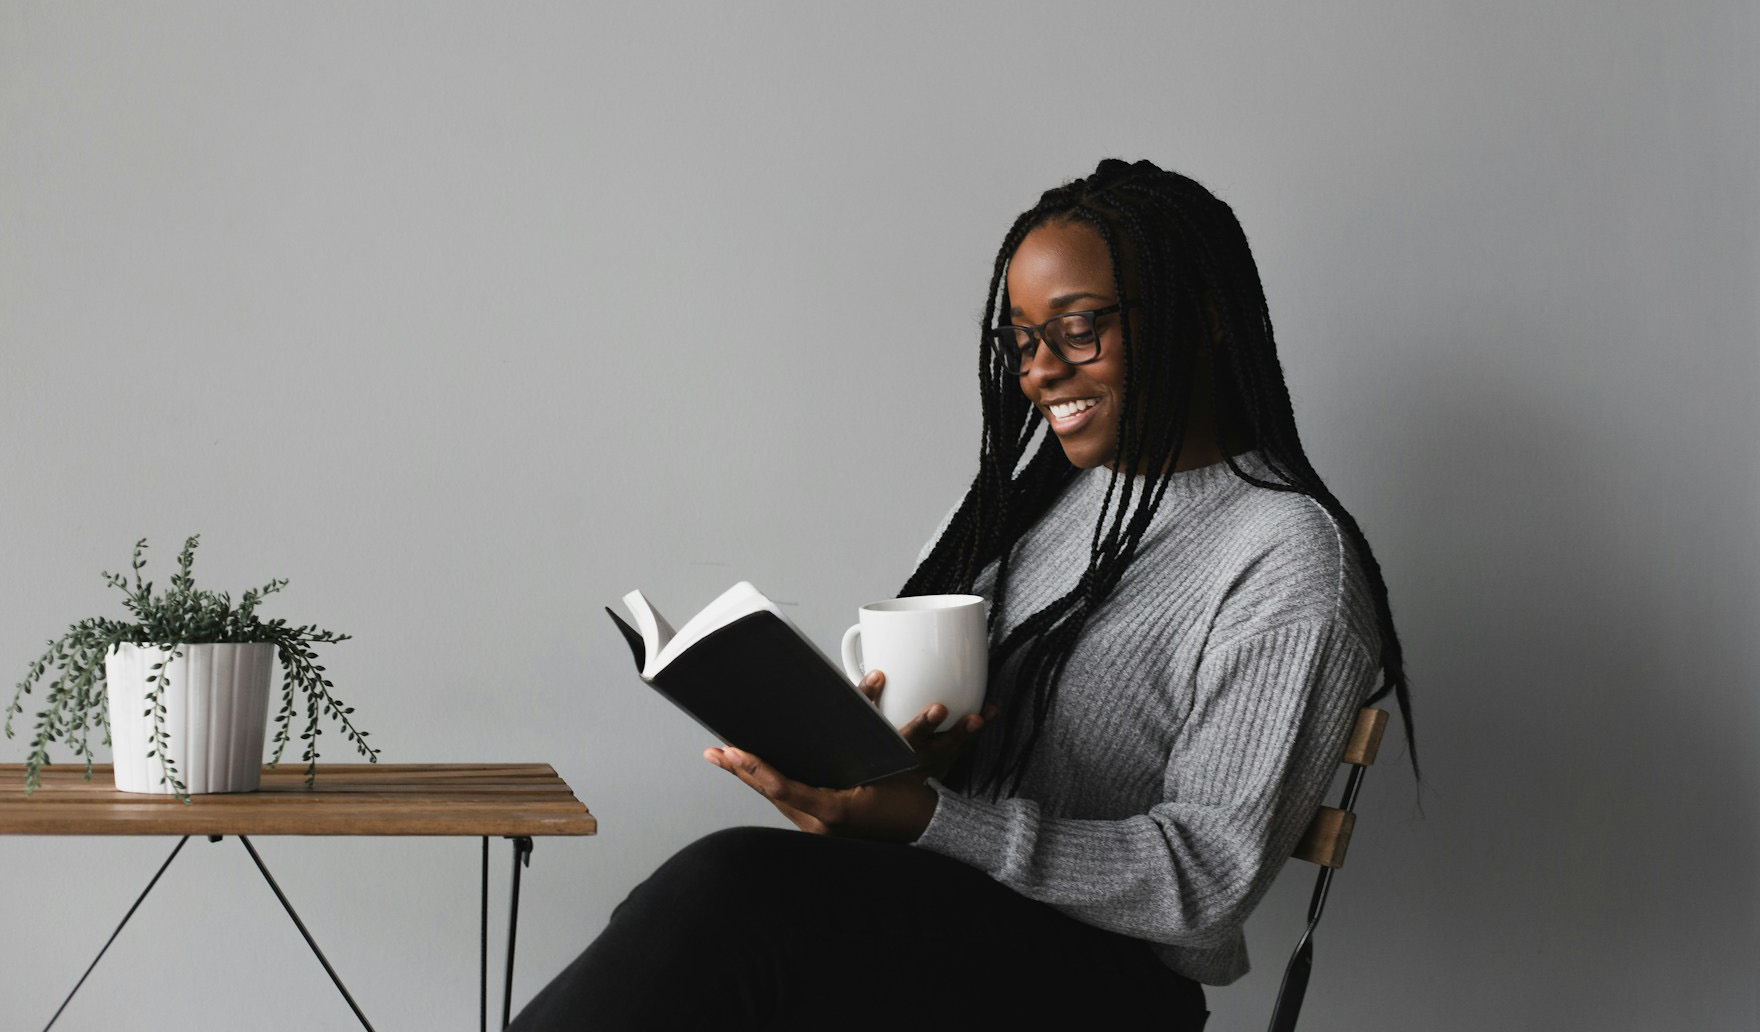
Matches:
[1266,706,1389,1032]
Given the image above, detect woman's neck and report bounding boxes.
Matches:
[1106,425,1254,476]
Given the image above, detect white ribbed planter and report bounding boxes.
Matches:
[105,642,275,794]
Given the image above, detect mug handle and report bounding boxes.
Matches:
[839,624,865,687]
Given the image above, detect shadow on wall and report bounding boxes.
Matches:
[1343,339,1757,1024]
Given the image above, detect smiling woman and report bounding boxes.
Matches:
[987,202,1252,480]
[1001,223,1132,469]
[511,159,1415,1031]
[1003,222,1146,471]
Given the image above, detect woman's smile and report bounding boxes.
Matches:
[1043,395,1104,435]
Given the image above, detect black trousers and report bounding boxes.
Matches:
[510,827,1208,1030]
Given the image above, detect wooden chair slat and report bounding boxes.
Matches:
[1291,805,1355,869]
[1342,707,1388,767]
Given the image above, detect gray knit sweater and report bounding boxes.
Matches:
[910,451,1380,986]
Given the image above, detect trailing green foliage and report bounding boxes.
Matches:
[5,535,376,802]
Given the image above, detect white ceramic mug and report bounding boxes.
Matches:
[840,594,987,732]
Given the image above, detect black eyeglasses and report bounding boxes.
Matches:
[987,301,1136,375]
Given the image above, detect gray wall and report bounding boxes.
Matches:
[3,2,1754,1029]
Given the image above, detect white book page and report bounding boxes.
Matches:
[620,589,677,680]
[648,581,768,676]
[638,581,846,681]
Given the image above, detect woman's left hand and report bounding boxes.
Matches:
[704,678,994,841]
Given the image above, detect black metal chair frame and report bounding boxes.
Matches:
[1265,707,1383,1032]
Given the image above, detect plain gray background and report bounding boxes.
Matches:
[3,2,1755,1029]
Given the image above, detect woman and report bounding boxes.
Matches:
[513,158,1413,1030]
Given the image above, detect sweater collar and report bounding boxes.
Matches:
[1072,449,1280,507]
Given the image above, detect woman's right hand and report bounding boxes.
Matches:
[705,671,998,841]
[857,670,998,781]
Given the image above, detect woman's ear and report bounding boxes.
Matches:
[1199,296,1225,358]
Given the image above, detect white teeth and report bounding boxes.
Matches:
[1049,399,1098,420]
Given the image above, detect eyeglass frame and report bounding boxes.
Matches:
[987,299,1140,376]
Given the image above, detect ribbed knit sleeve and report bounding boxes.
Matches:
[905,452,1383,985]
[914,621,1373,967]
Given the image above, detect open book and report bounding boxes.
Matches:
[606,582,919,788]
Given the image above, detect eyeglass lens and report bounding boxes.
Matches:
[997,312,1101,373]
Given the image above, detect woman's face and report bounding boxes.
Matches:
[1005,219,1130,470]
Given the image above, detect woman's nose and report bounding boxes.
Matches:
[1021,339,1075,385]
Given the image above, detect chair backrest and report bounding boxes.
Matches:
[1291,707,1388,868]
[1267,707,1388,1032]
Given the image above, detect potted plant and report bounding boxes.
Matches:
[4,535,376,801]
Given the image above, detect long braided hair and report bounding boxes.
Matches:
[900,158,1416,796]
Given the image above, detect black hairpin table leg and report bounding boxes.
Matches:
[235,835,376,1031]
[501,836,534,1029]
[481,836,491,1032]
[41,836,191,1032]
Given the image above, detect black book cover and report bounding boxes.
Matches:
[607,607,919,789]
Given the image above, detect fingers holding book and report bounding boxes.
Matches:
[705,744,938,842]
[901,701,1001,782]
[703,688,999,842]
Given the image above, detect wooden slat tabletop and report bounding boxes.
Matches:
[0,764,597,837]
